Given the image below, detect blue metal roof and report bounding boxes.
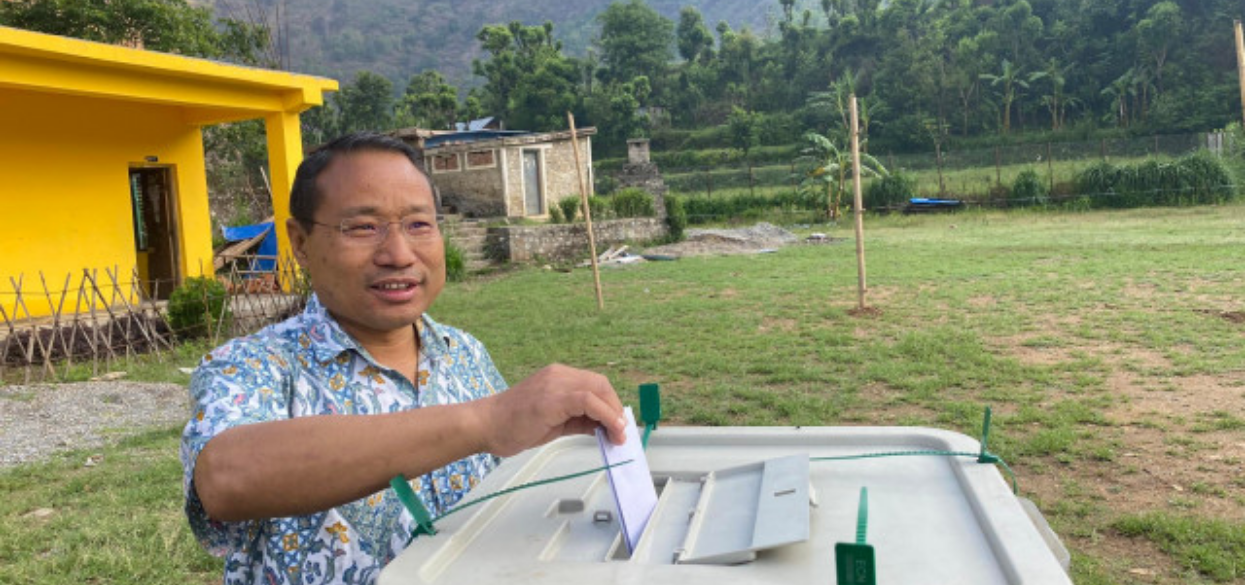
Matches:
[424,129,529,148]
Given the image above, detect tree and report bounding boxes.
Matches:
[1136,1,1181,95]
[335,71,395,133]
[797,131,886,220]
[676,6,714,63]
[1034,58,1075,131]
[584,78,650,151]
[980,59,1030,134]
[471,21,581,130]
[1101,68,1134,128]
[0,0,271,65]
[727,106,761,161]
[397,71,459,130]
[596,0,674,90]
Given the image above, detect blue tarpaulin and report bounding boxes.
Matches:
[221,222,276,274]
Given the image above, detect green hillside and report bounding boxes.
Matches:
[213,0,799,87]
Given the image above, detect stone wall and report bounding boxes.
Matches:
[486,218,666,263]
[433,156,507,217]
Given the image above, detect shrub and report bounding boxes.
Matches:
[594,174,619,196]
[664,194,687,242]
[864,171,916,210]
[681,189,823,224]
[548,204,565,224]
[1072,151,1235,209]
[1011,169,1049,207]
[588,196,613,220]
[558,196,580,223]
[611,188,656,218]
[168,276,230,339]
[444,236,466,282]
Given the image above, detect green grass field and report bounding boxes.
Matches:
[3,204,1243,584]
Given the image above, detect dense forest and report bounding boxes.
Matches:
[288,0,1243,156]
[5,0,1241,153]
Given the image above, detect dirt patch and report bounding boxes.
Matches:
[1196,308,1245,324]
[758,317,797,333]
[988,311,1245,582]
[643,222,800,258]
[847,305,883,318]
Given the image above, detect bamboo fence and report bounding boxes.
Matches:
[0,255,309,383]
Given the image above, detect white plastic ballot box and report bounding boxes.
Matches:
[378,426,1071,585]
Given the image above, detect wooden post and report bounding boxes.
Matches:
[748,160,755,198]
[1046,142,1054,196]
[994,146,1001,187]
[567,112,604,311]
[1235,20,1245,128]
[850,95,868,310]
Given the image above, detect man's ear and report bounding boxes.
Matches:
[286,218,309,266]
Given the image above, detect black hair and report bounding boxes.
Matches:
[289,132,427,229]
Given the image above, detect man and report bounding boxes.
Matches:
[181,132,626,585]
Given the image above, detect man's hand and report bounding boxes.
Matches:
[474,364,627,457]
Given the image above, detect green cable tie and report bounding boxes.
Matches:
[855,486,869,544]
[977,406,997,464]
[639,383,661,429]
[836,486,876,585]
[390,475,437,537]
[642,424,653,449]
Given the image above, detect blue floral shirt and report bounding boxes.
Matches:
[181,295,507,584]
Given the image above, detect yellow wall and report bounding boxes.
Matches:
[0,89,213,316]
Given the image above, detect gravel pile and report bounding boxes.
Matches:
[644,222,800,258]
[0,381,191,468]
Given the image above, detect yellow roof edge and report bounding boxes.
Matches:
[0,25,338,95]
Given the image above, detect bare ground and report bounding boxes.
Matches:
[996,319,1245,583]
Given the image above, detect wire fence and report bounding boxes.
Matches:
[656,131,1233,221]
[0,256,310,383]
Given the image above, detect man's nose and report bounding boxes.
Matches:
[373,225,418,267]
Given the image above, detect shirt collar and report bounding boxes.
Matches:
[300,293,451,364]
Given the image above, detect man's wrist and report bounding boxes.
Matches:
[458,397,495,456]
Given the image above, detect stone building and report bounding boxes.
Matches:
[397,127,596,219]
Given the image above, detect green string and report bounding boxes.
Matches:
[394,458,636,544]
[437,458,633,522]
[396,406,1015,544]
[810,450,1018,494]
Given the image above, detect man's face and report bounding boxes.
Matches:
[288,149,445,344]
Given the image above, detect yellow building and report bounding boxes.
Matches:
[0,26,336,317]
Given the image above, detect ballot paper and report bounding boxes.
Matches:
[596,407,657,554]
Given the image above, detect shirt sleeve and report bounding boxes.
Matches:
[179,339,293,557]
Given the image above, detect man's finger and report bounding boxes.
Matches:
[575,391,626,445]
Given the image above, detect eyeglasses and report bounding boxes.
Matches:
[306,217,439,245]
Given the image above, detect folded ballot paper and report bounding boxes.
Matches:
[596,407,658,554]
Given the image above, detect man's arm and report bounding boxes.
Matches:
[193,364,626,522]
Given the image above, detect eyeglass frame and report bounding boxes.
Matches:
[302,216,440,245]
